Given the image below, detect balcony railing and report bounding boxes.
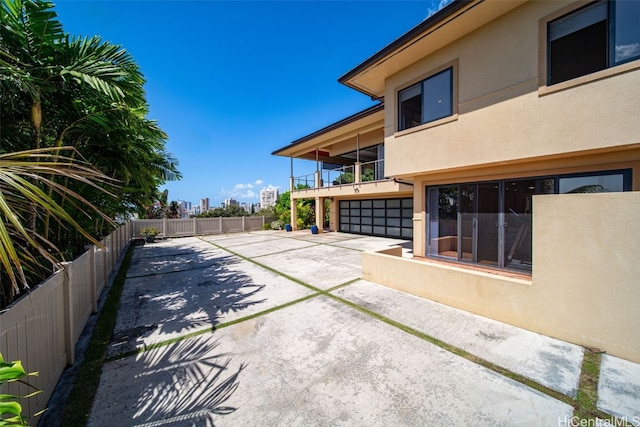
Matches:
[292,159,386,190]
[360,159,385,182]
[325,165,355,186]
[293,174,315,189]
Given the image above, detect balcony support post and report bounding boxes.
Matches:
[315,196,324,233]
[290,195,298,231]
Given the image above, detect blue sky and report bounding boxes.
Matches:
[54,0,450,207]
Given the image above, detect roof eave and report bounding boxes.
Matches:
[271,103,384,157]
[338,0,474,97]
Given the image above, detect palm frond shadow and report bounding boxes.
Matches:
[108,242,266,358]
[128,337,246,426]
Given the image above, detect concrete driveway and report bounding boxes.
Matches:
[86,231,638,426]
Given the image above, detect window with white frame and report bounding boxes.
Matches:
[398,67,453,131]
[547,0,640,85]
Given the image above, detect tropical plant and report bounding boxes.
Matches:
[295,200,314,229]
[0,353,41,427]
[274,186,315,229]
[0,148,116,307]
[139,227,159,237]
[0,0,181,306]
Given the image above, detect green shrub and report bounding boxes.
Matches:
[0,353,41,426]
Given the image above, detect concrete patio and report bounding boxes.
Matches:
[83,231,639,426]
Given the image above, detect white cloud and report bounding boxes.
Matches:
[426,0,454,19]
[218,181,281,203]
[234,183,254,190]
[616,43,640,62]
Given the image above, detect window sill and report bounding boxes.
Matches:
[394,113,458,138]
[539,58,640,96]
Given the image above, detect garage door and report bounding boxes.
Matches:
[339,198,413,239]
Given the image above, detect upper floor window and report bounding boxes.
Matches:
[398,67,453,131]
[548,0,640,85]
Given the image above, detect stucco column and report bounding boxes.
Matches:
[315,196,324,233]
[413,183,425,257]
[290,195,297,230]
[289,176,294,192]
[315,170,322,188]
[329,198,338,232]
[354,162,362,184]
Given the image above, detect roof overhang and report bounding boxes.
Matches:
[272,103,384,161]
[338,0,527,98]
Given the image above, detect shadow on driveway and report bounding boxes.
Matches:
[90,337,246,426]
[108,241,267,358]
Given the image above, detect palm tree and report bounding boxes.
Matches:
[0,0,181,306]
[0,148,116,307]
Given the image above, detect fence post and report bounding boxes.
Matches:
[89,246,97,313]
[219,217,223,234]
[102,238,108,288]
[263,215,265,229]
[242,216,246,232]
[163,217,168,237]
[61,264,75,365]
[193,217,197,236]
[108,234,114,271]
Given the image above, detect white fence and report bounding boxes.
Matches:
[0,217,272,425]
[132,216,272,237]
[0,223,131,425]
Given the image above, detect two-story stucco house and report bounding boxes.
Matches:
[273,0,640,362]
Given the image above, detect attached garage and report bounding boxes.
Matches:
[339,198,413,239]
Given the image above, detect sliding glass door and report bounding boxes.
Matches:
[427,178,554,272]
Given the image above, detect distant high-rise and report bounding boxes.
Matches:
[179,201,192,218]
[260,188,279,208]
[224,198,238,208]
[200,198,209,213]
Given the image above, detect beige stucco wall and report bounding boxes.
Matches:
[383,0,640,179]
[363,192,640,363]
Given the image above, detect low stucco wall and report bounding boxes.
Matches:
[363,192,640,363]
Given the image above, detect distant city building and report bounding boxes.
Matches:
[179,201,191,218]
[191,206,201,216]
[260,188,279,208]
[200,198,209,213]
[224,198,238,208]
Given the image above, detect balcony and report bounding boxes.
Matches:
[291,159,412,199]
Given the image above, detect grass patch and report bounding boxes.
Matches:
[60,244,135,427]
[573,349,631,425]
[575,349,602,419]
